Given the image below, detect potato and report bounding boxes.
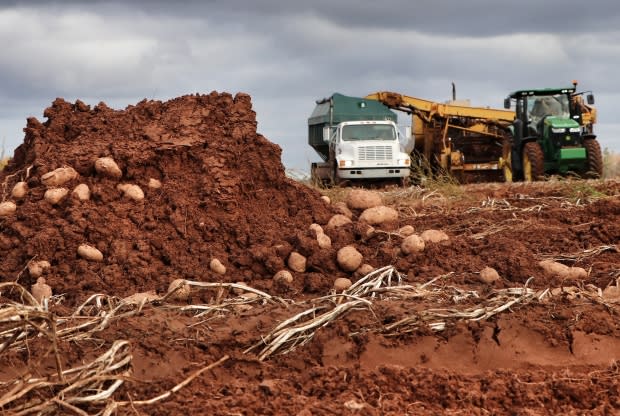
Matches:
[309,223,324,237]
[317,233,332,249]
[31,277,52,304]
[354,263,375,278]
[167,279,190,301]
[77,244,104,262]
[28,260,51,278]
[398,225,415,236]
[11,182,28,199]
[333,202,353,219]
[321,195,331,204]
[603,286,620,300]
[148,178,162,189]
[95,157,122,179]
[567,267,587,280]
[337,246,363,272]
[41,167,78,187]
[44,188,69,205]
[421,229,449,243]
[209,258,227,275]
[232,281,250,295]
[273,270,293,284]
[538,260,570,277]
[334,277,352,292]
[401,234,425,255]
[359,206,398,225]
[327,214,352,229]
[0,201,16,217]
[72,183,91,201]
[346,189,382,210]
[117,183,144,201]
[287,252,307,273]
[479,267,500,284]
[123,290,161,305]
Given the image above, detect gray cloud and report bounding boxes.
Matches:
[0,1,619,170]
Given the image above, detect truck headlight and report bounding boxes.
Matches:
[569,127,581,133]
[551,128,566,133]
[339,160,353,167]
[398,159,411,166]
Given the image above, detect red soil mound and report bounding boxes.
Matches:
[0,93,333,304]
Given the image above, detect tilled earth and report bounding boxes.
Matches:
[1,93,619,415]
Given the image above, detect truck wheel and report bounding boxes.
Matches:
[583,138,603,178]
[522,142,545,182]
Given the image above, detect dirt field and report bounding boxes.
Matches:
[1,93,619,415]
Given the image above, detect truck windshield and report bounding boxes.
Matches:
[342,124,396,141]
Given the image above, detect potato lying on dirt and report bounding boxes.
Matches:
[401,234,425,255]
[167,279,190,301]
[41,167,78,187]
[117,184,144,201]
[28,260,51,278]
[31,277,52,304]
[327,214,352,229]
[309,223,324,237]
[354,263,375,278]
[359,206,398,225]
[95,157,122,179]
[421,229,449,243]
[287,252,307,273]
[72,184,91,201]
[317,233,332,249]
[11,182,28,199]
[337,245,363,272]
[77,244,103,262]
[333,202,353,219]
[148,178,162,189]
[334,277,352,292]
[232,281,251,295]
[346,189,382,210]
[0,201,17,217]
[539,260,588,280]
[273,270,293,284]
[321,195,330,204]
[44,188,69,205]
[479,267,500,284]
[398,225,415,236]
[210,258,227,275]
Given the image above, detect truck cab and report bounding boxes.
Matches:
[309,94,411,185]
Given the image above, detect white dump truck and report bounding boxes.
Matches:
[308,93,411,185]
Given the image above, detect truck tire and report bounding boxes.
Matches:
[583,138,603,178]
[522,142,545,182]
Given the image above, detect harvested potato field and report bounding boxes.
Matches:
[1,93,619,415]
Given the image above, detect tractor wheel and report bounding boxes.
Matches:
[583,138,603,178]
[522,142,545,182]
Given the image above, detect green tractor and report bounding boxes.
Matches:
[502,83,603,181]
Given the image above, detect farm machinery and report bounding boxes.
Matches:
[502,82,602,181]
[365,81,602,183]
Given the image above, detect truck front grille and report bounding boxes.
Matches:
[358,146,392,161]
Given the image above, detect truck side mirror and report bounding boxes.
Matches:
[586,94,595,105]
[504,98,511,109]
[323,126,331,142]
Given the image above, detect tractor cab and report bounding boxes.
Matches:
[502,83,601,181]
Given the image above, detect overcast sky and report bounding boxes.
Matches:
[1,1,619,171]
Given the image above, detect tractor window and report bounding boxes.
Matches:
[527,94,570,123]
[342,124,396,141]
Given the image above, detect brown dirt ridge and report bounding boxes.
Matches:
[1,92,619,415]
